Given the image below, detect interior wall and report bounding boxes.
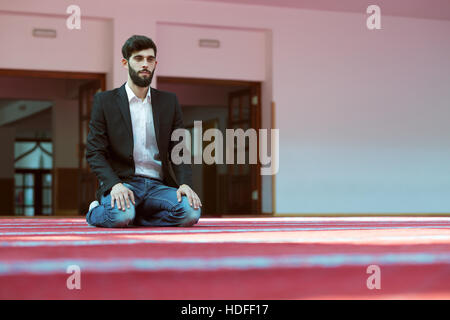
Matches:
[273,11,450,214]
[156,22,266,81]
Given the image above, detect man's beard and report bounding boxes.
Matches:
[129,65,155,87]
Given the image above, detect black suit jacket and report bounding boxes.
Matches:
[86,83,192,202]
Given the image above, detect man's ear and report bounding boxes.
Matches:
[121,58,128,69]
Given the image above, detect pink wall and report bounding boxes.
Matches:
[156,22,266,81]
[272,10,450,213]
[0,11,113,74]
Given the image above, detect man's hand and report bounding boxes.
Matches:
[176,184,202,210]
[110,183,135,211]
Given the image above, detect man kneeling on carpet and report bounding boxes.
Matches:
[85,35,201,228]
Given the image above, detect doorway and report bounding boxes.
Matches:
[157,76,262,216]
[0,69,105,216]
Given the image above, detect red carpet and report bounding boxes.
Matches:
[0,216,449,299]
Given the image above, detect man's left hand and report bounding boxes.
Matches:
[176,184,202,209]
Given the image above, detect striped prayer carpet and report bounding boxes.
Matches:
[0,216,449,299]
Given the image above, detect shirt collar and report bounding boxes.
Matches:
[125,82,151,103]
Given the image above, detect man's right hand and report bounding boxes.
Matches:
[110,183,135,211]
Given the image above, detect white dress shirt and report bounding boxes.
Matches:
[125,82,163,181]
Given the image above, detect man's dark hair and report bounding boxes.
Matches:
[122,35,157,60]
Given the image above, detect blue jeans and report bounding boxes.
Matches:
[86,176,201,228]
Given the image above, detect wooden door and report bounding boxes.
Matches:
[227,84,261,214]
[78,80,103,214]
[202,119,218,215]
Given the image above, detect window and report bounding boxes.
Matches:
[14,140,53,216]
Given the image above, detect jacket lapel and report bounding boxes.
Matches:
[116,84,133,141]
[150,87,161,151]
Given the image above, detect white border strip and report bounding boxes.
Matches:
[0,252,449,275]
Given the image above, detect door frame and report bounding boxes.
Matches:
[157,76,262,215]
[0,69,106,84]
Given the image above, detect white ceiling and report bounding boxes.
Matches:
[188,0,450,21]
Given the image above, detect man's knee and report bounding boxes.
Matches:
[106,207,135,228]
[180,205,201,227]
[87,204,135,228]
[98,190,136,228]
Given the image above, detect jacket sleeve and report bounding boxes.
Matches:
[169,94,193,187]
[85,92,122,193]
